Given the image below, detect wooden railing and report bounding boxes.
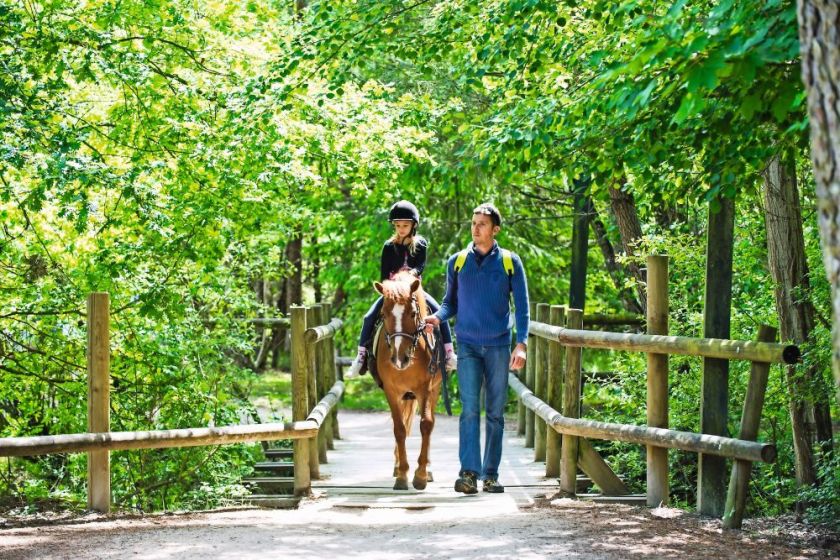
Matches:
[0,295,343,512]
[514,256,794,529]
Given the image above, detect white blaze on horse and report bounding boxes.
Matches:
[373,270,442,491]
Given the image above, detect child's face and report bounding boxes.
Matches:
[392,220,414,239]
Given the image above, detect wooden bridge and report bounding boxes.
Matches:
[0,256,799,530]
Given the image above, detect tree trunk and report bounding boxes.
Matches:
[763,152,834,489]
[569,181,591,311]
[797,0,840,406]
[285,235,303,308]
[590,208,644,315]
[609,184,647,315]
[698,196,735,517]
[311,232,322,304]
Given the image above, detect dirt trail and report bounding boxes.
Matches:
[1,411,836,559]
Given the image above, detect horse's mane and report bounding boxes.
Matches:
[380,271,428,318]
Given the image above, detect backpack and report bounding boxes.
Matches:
[453,247,515,291]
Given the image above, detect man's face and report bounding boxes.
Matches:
[471,213,499,245]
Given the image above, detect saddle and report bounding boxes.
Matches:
[366,322,384,388]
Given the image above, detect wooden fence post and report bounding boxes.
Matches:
[525,301,537,447]
[290,306,310,496]
[545,305,566,478]
[314,304,329,464]
[304,306,319,479]
[87,293,110,513]
[723,325,776,529]
[534,303,550,463]
[560,308,583,496]
[323,302,338,446]
[646,255,670,507]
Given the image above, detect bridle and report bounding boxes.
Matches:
[382,296,426,358]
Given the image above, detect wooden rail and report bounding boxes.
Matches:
[528,321,799,364]
[510,375,776,463]
[0,382,342,457]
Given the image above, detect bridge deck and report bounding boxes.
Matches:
[308,410,557,512]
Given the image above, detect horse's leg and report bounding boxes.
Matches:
[394,397,417,477]
[386,395,412,490]
[413,388,438,490]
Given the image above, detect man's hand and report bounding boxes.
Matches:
[424,315,440,334]
[509,342,527,370]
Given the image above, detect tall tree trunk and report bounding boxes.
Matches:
[590,207,644,315]
[311,232,322,304]
[569,181,591,311]
[797,0,840,405]
[285,235,303,308]
[609,184,647,314]
[763,152,834,489]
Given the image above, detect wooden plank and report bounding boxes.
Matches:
[305,306,320,480]
[545,305,565,478]
[524,301,537,447]
[508,374,776,463]
[87,293,110,513]
[527,322,798,364]
[723,325,776,529]
[560,309,583,496]
[291,305,311,496]
[577,438,629,496]
[534,303,550,462]
[646,255,669,507]
[314,305,329,465]
[0,421,319,457]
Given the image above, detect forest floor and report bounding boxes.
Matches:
[1,412,838,559]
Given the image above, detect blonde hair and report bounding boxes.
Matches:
[390,231,425,256]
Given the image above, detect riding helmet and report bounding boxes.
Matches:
[388,200,420,224]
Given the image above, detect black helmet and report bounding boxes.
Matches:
[388,200,420,224]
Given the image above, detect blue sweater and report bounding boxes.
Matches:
[434,242,529,346]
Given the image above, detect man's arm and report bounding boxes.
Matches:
[425,256,457,331]
[508,253,529,370]
[511,253,530,344]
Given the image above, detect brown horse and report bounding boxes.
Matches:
[374,270,442,491]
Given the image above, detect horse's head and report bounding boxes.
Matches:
[374,272,423,370]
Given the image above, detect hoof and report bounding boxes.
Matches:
[412,476,427,491]
[427,471,434,482]
[394,478,409,491]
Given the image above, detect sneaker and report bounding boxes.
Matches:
[483,478,505,493]
[346,353,366,378]
[445,352,458,372]
[454,471,478,495]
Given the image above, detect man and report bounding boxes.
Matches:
[425,203,529,494]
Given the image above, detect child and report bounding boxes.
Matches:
[348,200,456,376]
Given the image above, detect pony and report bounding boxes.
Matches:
[373,270,442,491]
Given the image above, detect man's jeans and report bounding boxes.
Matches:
[457,342,511,480]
